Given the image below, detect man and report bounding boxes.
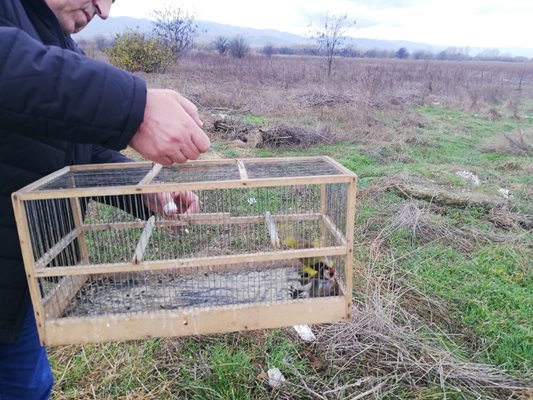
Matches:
[0,0,211,398]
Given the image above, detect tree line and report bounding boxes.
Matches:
[78,5,530,75]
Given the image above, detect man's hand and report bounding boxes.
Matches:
[144,191,200,216]
[130,89,210,165]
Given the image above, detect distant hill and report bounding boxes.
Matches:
[74,17,311,47]
[73,16,533,58]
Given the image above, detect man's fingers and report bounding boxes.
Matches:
[170,149,188,164]
[191,129,211,153]
[180,142,200,161]
[177,94,203,127]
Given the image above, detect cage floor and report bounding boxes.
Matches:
[63,264,314,317]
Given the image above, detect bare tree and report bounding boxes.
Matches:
[228,35,249,59]
[310,13,355,77]
[152,4,198,60]
[262,44,275,57]
[213,35,229,55]
[94,34,110,51]
[396,47,409,59]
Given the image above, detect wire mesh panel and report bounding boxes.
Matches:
[12,157,356,345]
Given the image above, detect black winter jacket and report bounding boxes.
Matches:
[0,0,147,342]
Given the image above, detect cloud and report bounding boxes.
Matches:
[109,0,533,50]
[345,0,422,9]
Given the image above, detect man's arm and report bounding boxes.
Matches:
[0,26,146,150]
[1,27,210,165]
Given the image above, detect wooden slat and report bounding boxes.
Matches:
[44,296,348,346]
[264,212,280,248]
[11,194,48,344]
[320,184,327,244]
[93,259,303,282]
[321,214,347,246]
[237,160,249,180]
[69,196,88,263]
[34,246,348,278]
[138,163,162,185]
[35,228,81,270]
[82,213,322,232]
[16,166,70,194]
[132,216,156,264]
[43,276,88,319]
[68,161,153,172]
[237,156,337,164]
[343,176,357,316]
[17,175,352,201]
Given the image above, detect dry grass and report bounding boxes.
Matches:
[376,201,526,252]
[270,264,532,399]
[137,54,533,150]
[480,130,533,156]
[62,52,533,398]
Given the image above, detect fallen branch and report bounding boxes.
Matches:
[390,183,504,210]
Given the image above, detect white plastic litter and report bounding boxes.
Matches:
[293,324,316,342]
[498,188,513,199]
[267,368,286,388]
[455,170,480,185]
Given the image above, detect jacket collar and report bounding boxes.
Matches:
[22,0,68,47]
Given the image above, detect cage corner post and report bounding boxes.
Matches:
[344,175,357,319]
[11,193,48,345]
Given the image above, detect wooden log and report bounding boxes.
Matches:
[391,183,504,209]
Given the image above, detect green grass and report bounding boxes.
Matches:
[234,113,271,125]
[255,104,533,375]
[51,330,310,399]
[50,100,532,398]
[400,244,532,373]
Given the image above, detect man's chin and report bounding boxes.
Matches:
[72,23,87,34]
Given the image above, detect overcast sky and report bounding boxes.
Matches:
[110,0,532,50]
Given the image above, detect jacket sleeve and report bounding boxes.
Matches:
[91,144,131,164]
[90,145,152,219]
[0,26,146,151]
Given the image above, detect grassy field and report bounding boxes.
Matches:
[50,54,532,399]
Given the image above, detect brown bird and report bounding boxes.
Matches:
[289,264,339,299]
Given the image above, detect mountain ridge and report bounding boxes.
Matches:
[73,16,533,58]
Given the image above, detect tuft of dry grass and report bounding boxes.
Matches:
[480,130,533,156]
[275,266,532,399]
[374,201,526,252]
[259,124,335,148]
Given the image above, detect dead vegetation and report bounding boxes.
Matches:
[267,265,532,399]
[259,124,334,147]
[69,53,533,399]
[374,173,505,210]
[489,208,533,231]
[375,201,525,252]
[480,130,533,156]
[360,173,531,252]
[212,118,335,148]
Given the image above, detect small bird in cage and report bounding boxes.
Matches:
[282,235,334,285]
[289,262,338,299]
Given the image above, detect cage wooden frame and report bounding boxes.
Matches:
[12,156,357,346]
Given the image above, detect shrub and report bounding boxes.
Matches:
[106,30,172,73]
[228,35,249,59]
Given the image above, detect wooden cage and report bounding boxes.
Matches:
[12,157,357,346]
